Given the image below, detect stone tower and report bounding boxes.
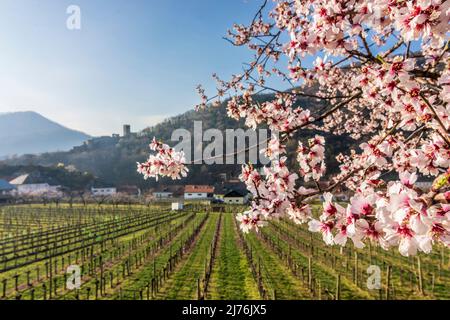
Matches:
[123,124,131,137]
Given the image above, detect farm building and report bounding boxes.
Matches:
[91,187,117,196]
[118,185,141,196]
[223,190,249,205]
[153,191,173,199]
[215,182,249,202]
[15,183,61,196]
[9,174,61,196]
[184,185,214,200]
[0,179,15,195]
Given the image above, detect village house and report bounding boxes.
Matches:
[153,191,173,199]
[0,179,15,195]
[91,187,117,196]
[223,190,249,205]
[0,180,15,204]
[9,174,62,197]
[184,185,214,200]
[117,185,141,196]
[214,181,249,202]
[16,184,61,196]
[150,185,184,199]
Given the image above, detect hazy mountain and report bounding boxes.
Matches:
[0,111,91,158]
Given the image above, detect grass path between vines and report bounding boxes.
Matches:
[207,213,260,300]
[245,232,312,300]
[156,214,219,299]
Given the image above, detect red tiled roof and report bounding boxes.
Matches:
[184,185,214,193]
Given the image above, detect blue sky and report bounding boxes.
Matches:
[0,0,274,136]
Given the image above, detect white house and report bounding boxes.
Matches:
[223,190,249,205]
[17,184,61,197]
[184,185,215,200]
[91,187,117,196]
[153,191,173,199]
[9,174,62,197]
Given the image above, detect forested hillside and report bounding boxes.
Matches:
[1,95,358,189]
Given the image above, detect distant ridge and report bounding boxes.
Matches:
[0,95,358,188]
[0,111,91,158]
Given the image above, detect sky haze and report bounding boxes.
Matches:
[0,0,266,136]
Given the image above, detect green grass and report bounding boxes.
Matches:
[276,217,450,300]
[244,231,312,300]
[155,213,219,299]
[264,223,373,300]
[207,213,260,300]
[1,204,449,300]
[109,212,208,300]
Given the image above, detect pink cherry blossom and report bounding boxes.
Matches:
[137,138,188,181]
[141,0,450,257]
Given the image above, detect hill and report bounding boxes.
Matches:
[0,111,91,158]
[0,96,357,189]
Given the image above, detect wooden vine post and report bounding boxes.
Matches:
[335,274,341,300]
[385,265,391,300]
[417,256,424,295]
[308,256,312,291]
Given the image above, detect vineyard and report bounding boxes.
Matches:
[0,204,448,300]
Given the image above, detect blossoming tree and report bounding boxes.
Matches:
[139,0,450,257]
